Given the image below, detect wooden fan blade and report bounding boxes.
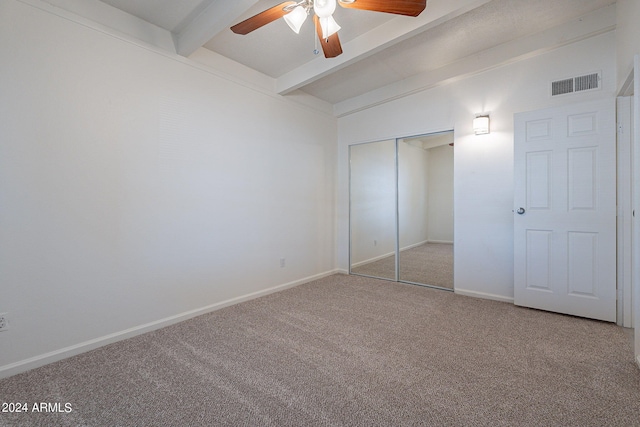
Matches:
[314,15,343,58]
[338,0,426,17]
[231,1,297,35]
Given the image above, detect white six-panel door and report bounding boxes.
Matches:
[514,99,617,322]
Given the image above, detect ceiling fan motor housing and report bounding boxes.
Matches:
[314,0,337,18]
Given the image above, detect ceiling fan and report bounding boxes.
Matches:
[230,0,427,58]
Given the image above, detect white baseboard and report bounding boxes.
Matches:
[351,251,395,268]
[0,269,342,380]
[401,240,429,251]
[351,240,442,269]
[636,355,640,370]
[454,288,515,303]
[427,240,453,245]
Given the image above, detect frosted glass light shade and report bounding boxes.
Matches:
[284,6,307,34]
[319,15,341,39]
[473,116,490,135]
[314,0,337,18]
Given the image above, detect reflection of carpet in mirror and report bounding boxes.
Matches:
[399,243,453,289]
[351,243,453,289]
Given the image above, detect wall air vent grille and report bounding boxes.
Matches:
[551,73,601,97]
[575,73,599,92]
[552,78,574,96]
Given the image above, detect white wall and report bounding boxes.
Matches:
[616,0,640,91]
[338,31,617,301]
[427,144,454,243]
[0,0,337,376]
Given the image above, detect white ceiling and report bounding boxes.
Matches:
[99,0,211,33]
[88,0,615,106]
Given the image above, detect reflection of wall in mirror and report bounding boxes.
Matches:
[398,142,430,250]
[399,139,454,250]
[427,144,454,243]
[350,140,396,265]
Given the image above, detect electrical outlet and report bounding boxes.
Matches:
[280,258,286,268]
[0,313,9,332]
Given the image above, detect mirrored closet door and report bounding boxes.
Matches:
[398,133,454,289]
[349,139,397,281]
[349,131,454,290]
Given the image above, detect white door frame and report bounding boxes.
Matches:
[617,96,633,328]
[618,54,639,370]
[633,54,640,368]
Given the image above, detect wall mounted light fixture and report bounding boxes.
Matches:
[473,115,490,135]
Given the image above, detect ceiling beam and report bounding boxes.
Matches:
[175,0,259,57]
[333,4,616,117]
[275,0,493,95]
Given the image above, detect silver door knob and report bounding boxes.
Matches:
[516,207,525,215]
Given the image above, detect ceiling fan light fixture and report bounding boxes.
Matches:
[284,5,308,34]
[314,0,337,18]
[231,0,427,59]
[319,15,341,39]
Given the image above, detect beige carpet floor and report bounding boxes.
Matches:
[0,274,638,426]
[352,243,453,289]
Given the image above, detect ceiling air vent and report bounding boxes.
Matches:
[551,72,600,97]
